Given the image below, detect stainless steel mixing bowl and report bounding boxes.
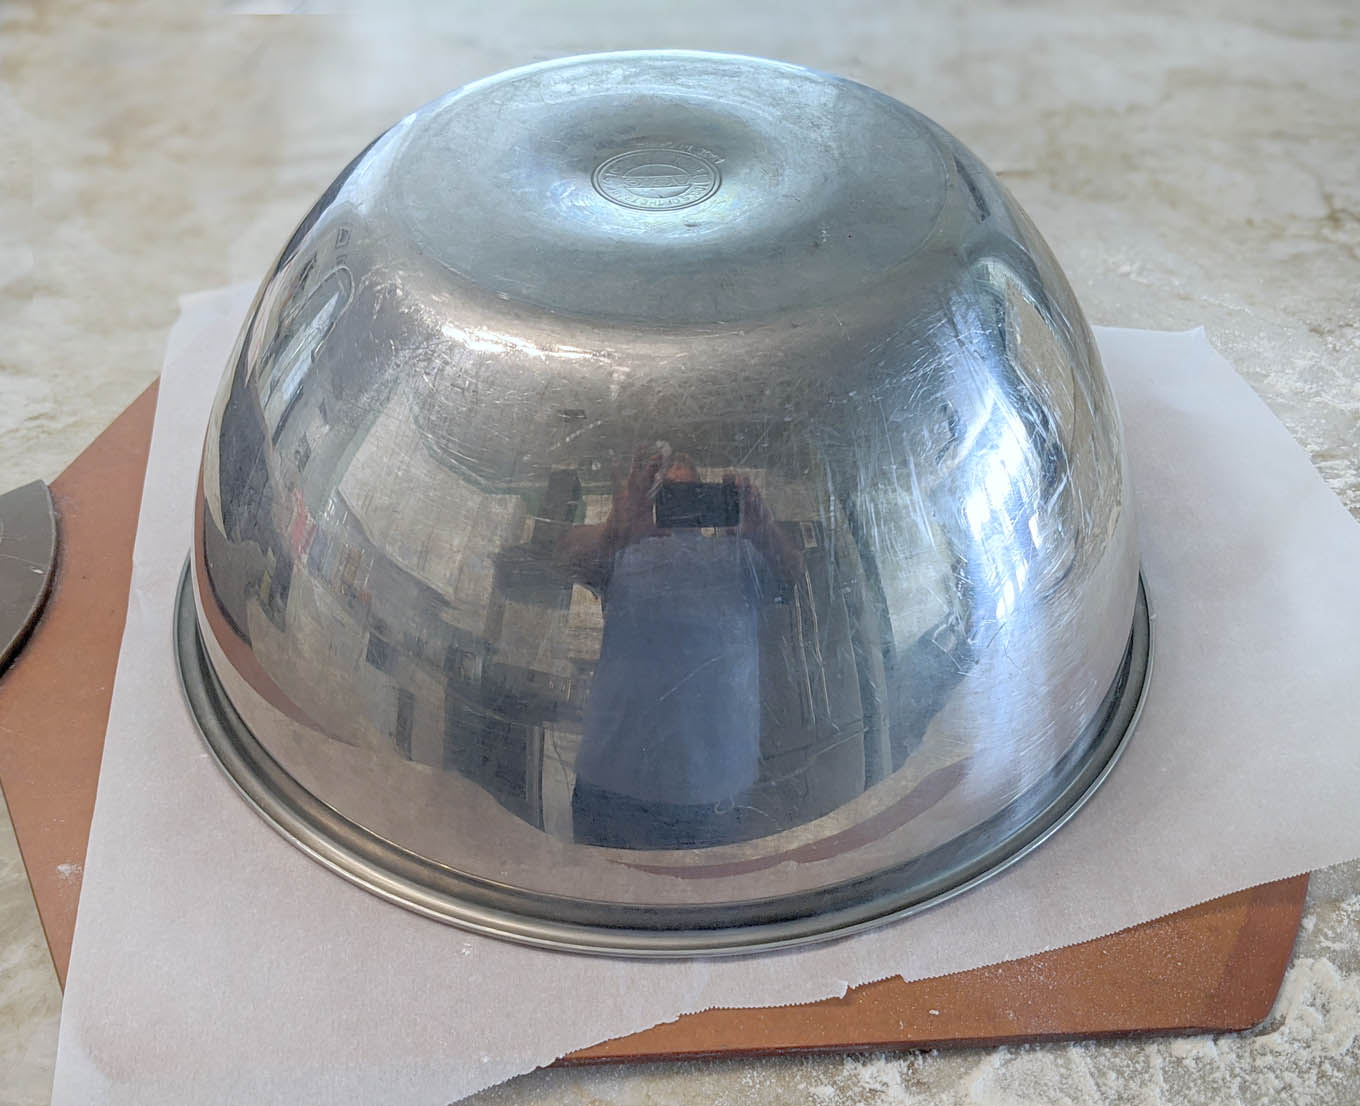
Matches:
[179,51,1149,954]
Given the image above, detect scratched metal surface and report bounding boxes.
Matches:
[185,52,1147,953]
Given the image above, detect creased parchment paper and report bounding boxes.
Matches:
[51,285,1360,1105]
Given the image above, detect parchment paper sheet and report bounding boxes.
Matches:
[51,285,1360,1105]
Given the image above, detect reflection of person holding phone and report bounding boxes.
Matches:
[562,451,800,849]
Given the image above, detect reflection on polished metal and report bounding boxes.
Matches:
[181,51,1151,954]
[0,481,57,673]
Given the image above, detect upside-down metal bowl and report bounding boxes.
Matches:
[180,51,1149,955]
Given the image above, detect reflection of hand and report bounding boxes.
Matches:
[727,472,803,591]
[728,472,772,538]
[608,450,663,545]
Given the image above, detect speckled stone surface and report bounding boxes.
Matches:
[2,2,1357,1103]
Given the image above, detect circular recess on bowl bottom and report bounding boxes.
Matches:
[175,564,1150,956]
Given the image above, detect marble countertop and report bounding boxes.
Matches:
[2,1,1357,1103]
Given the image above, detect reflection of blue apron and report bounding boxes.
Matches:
[575,532,772,804]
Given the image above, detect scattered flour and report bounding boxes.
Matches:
[464,877,1360,1106]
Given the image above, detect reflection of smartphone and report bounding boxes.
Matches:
[655,482,740,529]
